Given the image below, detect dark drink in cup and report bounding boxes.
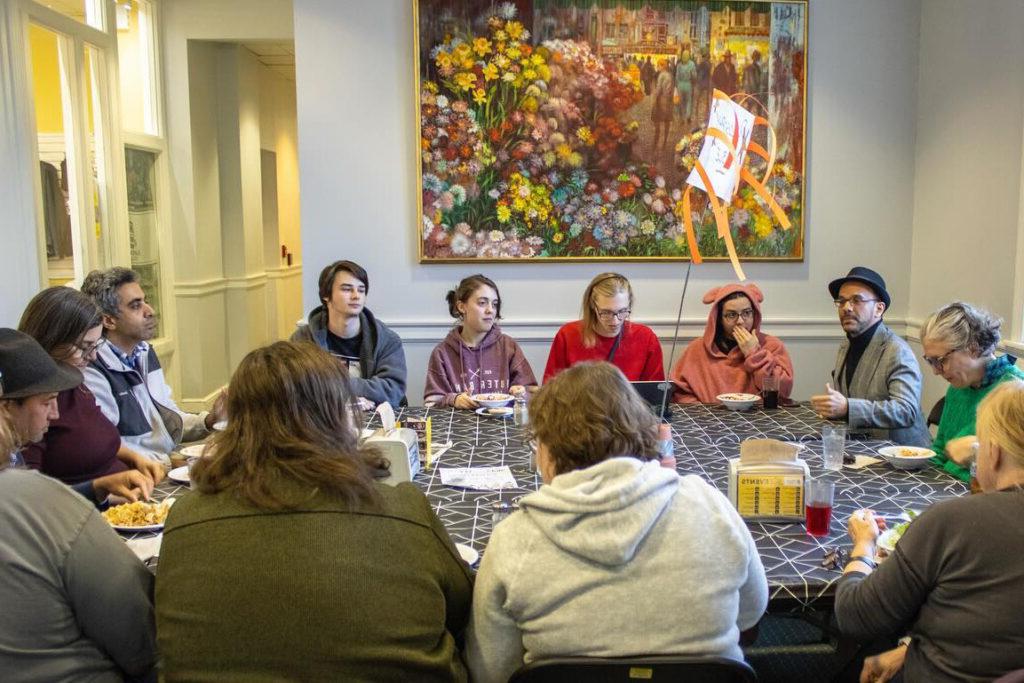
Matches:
[761,376,780,409]
[805,503,832,537]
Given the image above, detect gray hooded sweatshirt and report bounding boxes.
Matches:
[466,458,768,683]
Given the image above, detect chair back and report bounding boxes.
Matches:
[508,654,758,683]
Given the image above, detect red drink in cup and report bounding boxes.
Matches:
[805,479,835,537]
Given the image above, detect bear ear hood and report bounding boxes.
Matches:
[700,282,766,355]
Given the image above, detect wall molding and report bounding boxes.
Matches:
[179,385,227,413]
[223,272,268,291]
[173,277,227,298]
[266,263,302,280]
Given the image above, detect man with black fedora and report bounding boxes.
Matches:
[0,328,155,504]
[811,267,930,446]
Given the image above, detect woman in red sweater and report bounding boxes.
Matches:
[18,287,164,500]
[544,273,664,382]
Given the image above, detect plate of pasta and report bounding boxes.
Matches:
[102,499,175,533]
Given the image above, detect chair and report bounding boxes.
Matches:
[927,396,945,428]
[508,655,758,683]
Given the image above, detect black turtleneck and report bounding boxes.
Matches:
[844,319,882,387]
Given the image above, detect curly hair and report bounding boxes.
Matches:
[81,267,139,318]
[920,302,1002,357]
[529,361,659,476]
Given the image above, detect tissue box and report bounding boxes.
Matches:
[727,439,808,521]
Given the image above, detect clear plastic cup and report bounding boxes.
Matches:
[821,424,846,471]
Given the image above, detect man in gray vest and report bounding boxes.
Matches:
[811,267,930,446]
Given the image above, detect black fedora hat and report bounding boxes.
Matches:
[0,329,82,399]
[828,267,891,309]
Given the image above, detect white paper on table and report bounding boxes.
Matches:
[686,95,755,202]
[375,402,396,433]
[125,534,162,562]
[844,455,883,470]
[439,466,517,490]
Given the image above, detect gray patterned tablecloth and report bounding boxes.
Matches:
[138,403,966,609]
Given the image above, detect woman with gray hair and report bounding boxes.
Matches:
[920,302,1024,481]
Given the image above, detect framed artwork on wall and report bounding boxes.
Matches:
[416,0,807,262]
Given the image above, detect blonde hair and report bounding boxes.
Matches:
[920,302,1001,357]
[529,361,659,476]
[976,380,1024,471]
[580,272,634,347]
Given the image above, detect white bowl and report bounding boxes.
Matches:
[471,393,514,409]
[178,443,210,459]
[878,445,935,470]
[716,393,760,411]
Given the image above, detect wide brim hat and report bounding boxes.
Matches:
[0,328,82,399]
[827,267,891,309]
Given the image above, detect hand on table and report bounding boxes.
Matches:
[945,435,979,466]
[454,393,479,410]
[509,385,526,397]
[810,383,849,419]
[860,644,907,683]
[204,389,228,430]
[733,326,760,356]
[94,470,155,503]
[125,450,165,485]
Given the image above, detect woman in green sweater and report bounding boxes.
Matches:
[921,302,1024,481]
[156,341,473,681]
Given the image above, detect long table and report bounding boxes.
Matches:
[143,403,966,610]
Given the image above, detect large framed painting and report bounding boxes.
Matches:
[416,0,807,262]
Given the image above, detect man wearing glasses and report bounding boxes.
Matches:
[811,267,930,446]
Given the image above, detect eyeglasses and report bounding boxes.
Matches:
[833,296,879,308]
[596,308,631,322]
[923,348,957,372]
[722,309,754,322]
[73,337,108,355]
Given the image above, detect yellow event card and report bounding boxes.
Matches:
[736,474,804,518]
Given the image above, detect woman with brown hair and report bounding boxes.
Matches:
[18,286,164,502]
[156,340,472,681]
[466,362,767,683]
[543,273,664,382]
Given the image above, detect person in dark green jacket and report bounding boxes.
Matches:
[920,302,1024,481]
[156,341,472,682]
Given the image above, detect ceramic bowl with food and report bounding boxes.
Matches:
[877,445,935,470]
[471,393,514,409]
[716,393,760,411]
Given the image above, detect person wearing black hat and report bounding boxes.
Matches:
[811,268,930,447]
[0,328,156,505]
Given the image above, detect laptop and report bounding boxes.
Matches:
[630,381,674,419]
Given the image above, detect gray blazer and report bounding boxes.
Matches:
[831,322,931,447]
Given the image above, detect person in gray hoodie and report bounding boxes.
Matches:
[292,260,407,409]
[466,362,768,683]
[424,274,537,409]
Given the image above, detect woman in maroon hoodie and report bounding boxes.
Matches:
[424,275,537,409]
[670,282,794,404]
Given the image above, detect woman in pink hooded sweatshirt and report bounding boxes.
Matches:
[424,275,537,409]
[671,283,794,404]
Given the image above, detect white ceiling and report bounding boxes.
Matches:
[242,41,295,82]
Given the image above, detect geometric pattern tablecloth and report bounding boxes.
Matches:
[144,403,966,610]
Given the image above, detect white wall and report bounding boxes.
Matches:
[907,0,1024,411]
[293,0,923,404]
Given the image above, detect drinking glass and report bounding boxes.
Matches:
[805,479,835,537]
[761,376,780,409]
[821,424,846,471]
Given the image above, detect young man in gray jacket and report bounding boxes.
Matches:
[292,260,407,409]
[81,268,225,464]
[811,267,930,446]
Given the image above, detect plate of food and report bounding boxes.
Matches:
[167,466,191,485]
[102,499,175,533]
[471,393,514,409]
[878,445,935,470]
[178,443,210,459]
[877,509,919,555]
[475,406,512,418]
[455,542,480,566]
[716,393,760,411]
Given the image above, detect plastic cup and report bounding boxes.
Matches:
[762,376,780,409]
[805,479,835,537]
[821,424,846,471]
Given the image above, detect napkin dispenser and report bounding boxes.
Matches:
[366,428,421,486]
[727,439,808,521]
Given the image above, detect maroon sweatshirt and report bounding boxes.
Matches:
[423,325,537,406]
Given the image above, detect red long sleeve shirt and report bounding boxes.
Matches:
[543,320,665,383]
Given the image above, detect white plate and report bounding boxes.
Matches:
[178,443,209,459]
[106,499,175,533]
[878,445,934,470]
[716,393,760,411]
[471,393,514,409]
[455,543,479,565]
[475,406,512,418]
[168,466,191,485]
[212,420,228,431]
[877,528,900,553]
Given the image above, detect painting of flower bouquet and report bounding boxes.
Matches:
[416,0,807,262]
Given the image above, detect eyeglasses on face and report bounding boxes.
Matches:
[74,337,108,355]
[722,309,754,322]
[596,307,631,322]
[833,296,879,308]
[923,348,957,371]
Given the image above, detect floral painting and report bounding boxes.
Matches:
[416,0,807,262]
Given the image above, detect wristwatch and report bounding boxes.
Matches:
[846,554,877,569]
